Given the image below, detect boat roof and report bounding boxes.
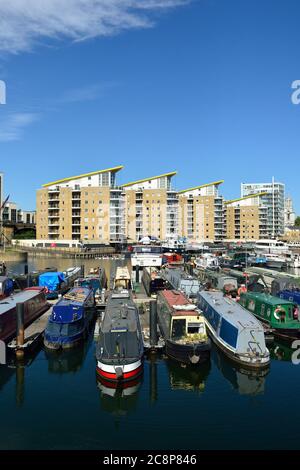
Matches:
[57,287,92,306]
[199,290,263,329]
[246,267,300,281]
[101,291,139,333]
[242,291,294,306]
[115,266,130,280]
[0,288,44,316]
[164,267,199,282]
[160,290,200,316]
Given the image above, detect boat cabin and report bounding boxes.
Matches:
[157,290,207,342]
[198,269,238,292]
[113,267,132,290]
[239,292,299,325]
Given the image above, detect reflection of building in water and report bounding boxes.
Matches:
[166,358,211,393]
[97,377,142,416]
[212,349,269,396]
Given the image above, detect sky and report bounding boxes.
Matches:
[0,0,299,212]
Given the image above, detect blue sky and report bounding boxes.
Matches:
[0,0,299,211]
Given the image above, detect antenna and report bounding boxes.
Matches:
[0,195,9,250]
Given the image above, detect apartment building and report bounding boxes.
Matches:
[224,193,268,241]
[178,181,224,242]
[122,172,178,242]
[36,166,124,242]
[241,180,285,237]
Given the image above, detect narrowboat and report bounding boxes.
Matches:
[113,266,132,290]
[196,269,238,293]
[142,267,168,296]
[96,290,144,382]
[0,287,50,343]
[245,266,300,290]
[39,266,81,299]
[197,290,270,368]
[13,267,57,291]
[0,276,14,299]
[157,290,211,365]
[221,268,267,292]
[44,287,95,350]
[239,291,300,340]
[161,265,201,298]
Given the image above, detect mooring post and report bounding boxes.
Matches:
[189,263,194,276]
[135,265,140,284]
[150,300,158,348]
[81,264,85,277]
[16,303,25,359]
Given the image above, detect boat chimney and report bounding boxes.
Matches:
[149,300,158,348]
[81,265,85,277]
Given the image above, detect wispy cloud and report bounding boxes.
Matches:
[59,82,118,104]
[0,113,39,141]
[0,0,190,54]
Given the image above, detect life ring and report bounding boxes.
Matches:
[274,307,284,321]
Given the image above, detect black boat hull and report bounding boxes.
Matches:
[165,340,210,365]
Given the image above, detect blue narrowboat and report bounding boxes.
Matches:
[278,289,300,307]
[0,276,14,299]
[44,287,95,350]
[197,290,270,369]
[39,267,81,299]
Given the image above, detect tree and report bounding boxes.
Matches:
[295,217,300,227]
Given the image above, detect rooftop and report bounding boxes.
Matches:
[42,165,124,188]
[225,192,268,205]
[178,180,224,194]
[122,171,177,188]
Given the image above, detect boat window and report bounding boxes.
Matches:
[171,319,186,339]
[248,299,256,312]
[187,322,205,335]
[261,304,265,316]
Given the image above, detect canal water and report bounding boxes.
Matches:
[1,258,300,450]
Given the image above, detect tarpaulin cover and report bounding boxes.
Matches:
[39,272,65,292]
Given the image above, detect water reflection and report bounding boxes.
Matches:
[269,340,296,362]
[97,376,142,417]
[44,322,95,374]
[166,358,211,393]
[212,348,269,395]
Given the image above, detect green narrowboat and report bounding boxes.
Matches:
[239,292,300,340]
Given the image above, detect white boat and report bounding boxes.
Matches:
[263,253,287,269]
[254,239,291,255]
[131,245,163,268]
[195,253,219,270]
[283,252,300,269]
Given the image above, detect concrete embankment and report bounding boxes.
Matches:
[0,250,28,263]
[11,246,117,259]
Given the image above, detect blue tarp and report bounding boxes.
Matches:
[39,272,65,292]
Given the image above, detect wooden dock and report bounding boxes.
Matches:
[7,301,56,355]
